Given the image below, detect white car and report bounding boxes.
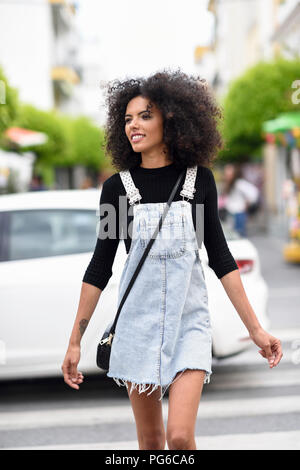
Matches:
[0,189,269,380]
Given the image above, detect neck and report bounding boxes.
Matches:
[140,159,173,169]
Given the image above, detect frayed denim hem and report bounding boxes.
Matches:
[160,367,212,401]
[110,368,212,402]
[111,377,161,399]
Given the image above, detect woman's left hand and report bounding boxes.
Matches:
[250,327,283,368]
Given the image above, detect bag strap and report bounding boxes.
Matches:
[109,169,185,337]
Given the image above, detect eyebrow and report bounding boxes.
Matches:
[124,109,151,118]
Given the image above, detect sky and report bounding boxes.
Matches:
[75,0,214,81]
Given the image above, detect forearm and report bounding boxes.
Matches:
[68,282,102,347]
[219,269,262,335]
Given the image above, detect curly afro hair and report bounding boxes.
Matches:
[102,67,224,172]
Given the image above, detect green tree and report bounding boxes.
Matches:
[11,104,75,186]
[15,104,74,165]
[13,104,107,186]
[71,116,106,170]
[219,57,300,163]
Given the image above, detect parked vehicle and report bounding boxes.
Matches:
[0,189,269,380]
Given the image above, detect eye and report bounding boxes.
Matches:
[125,114,151,124]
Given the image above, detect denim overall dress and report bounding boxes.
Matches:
[106,165,212,401]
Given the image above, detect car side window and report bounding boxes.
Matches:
[7,209,97,261]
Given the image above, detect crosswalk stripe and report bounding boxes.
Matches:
[1,325,299,449]
[1,394,300,431]
[195,430,300,450]
[209,368,300,390]
[4,430,300,450]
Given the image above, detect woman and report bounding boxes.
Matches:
[61,70,282,450]
[222,163,260,237]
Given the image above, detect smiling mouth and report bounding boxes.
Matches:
[131,135,145,143]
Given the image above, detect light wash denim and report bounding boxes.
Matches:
[106,183,212,401]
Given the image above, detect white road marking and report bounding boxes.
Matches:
[1,394,300,431]
[210,368,300,390]
[4,430,300,450]
[1,326,299,449]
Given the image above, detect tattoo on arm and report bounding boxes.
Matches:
[79,319,89,337]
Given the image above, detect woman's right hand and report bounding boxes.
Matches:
[61,345,84,390]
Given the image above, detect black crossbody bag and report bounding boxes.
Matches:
[96,169,185,371]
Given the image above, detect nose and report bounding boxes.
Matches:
[129,120,139,130]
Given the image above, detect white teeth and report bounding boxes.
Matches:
[132,134,144,141]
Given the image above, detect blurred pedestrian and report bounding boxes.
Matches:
[222,163,259,237]
[218,193,229,222]
[80,176,94,189]
[28,174,47,191]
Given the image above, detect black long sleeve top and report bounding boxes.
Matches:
[82,162,238,291]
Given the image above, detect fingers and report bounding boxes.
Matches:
[269,338,283,367]
[72,372,84,386]
[268,355,276,368]
[62,362,84,390]
[62,369,79,389]
[70,361,78,383]
[261,343,275,368]
[62,366,78,389]
[258,338,283,368]
[272,340,283,367]
[67,371,84,390]
[260,350,275,367]
[264,343,273,362]
[70,370,84,386]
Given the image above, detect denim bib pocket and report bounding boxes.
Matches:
[139,215,186,259]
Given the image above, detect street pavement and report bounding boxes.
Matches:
[0,230,299,450]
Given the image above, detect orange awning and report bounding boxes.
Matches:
[4,127,48,147]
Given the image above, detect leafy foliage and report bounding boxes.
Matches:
[0,66,19,136]
[219,57,300,162]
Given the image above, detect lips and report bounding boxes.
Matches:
[131,134,145,142]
